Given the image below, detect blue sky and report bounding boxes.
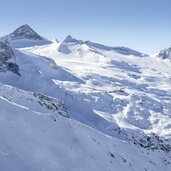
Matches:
[0,0,171,54]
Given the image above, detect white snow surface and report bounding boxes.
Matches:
[25,38,171,140]
[0,27,171,171]
[1,84,170,171]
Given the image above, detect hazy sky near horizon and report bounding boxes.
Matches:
[0,0,171,54]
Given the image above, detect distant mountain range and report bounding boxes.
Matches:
[0,25,171,171]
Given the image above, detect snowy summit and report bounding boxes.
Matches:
[9,24,45,40]
[0,24,51,48]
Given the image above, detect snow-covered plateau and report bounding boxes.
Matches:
[0,25,171,171]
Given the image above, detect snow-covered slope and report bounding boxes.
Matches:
[25,36,171,152]
[58,35,147,57]
[0,83,68,118]
[0,83,170,171]
[0,26,171,170]
[0,25,51,48]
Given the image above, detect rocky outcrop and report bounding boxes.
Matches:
[158,47,171,59]
[33,92,69,118]
[0,41,20,75]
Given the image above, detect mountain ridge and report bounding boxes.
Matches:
[0,24,171,171]
[0,24,52,48]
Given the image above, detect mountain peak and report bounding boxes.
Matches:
[19,24,31,29]
[0,24,52,48]
[64,35,82,43]
[10,24,44,41]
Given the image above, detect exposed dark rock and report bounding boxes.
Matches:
[0,41,20,75]
[33,92,69,118]
[10,24,44,40]
[158,47,171,59]
[112,126,171,152]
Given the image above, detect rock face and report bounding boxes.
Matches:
[33,92,69,118]
[63,35,82,43]
[9,24,44,40]
[0,41,20,75]
[158,47,171,59]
